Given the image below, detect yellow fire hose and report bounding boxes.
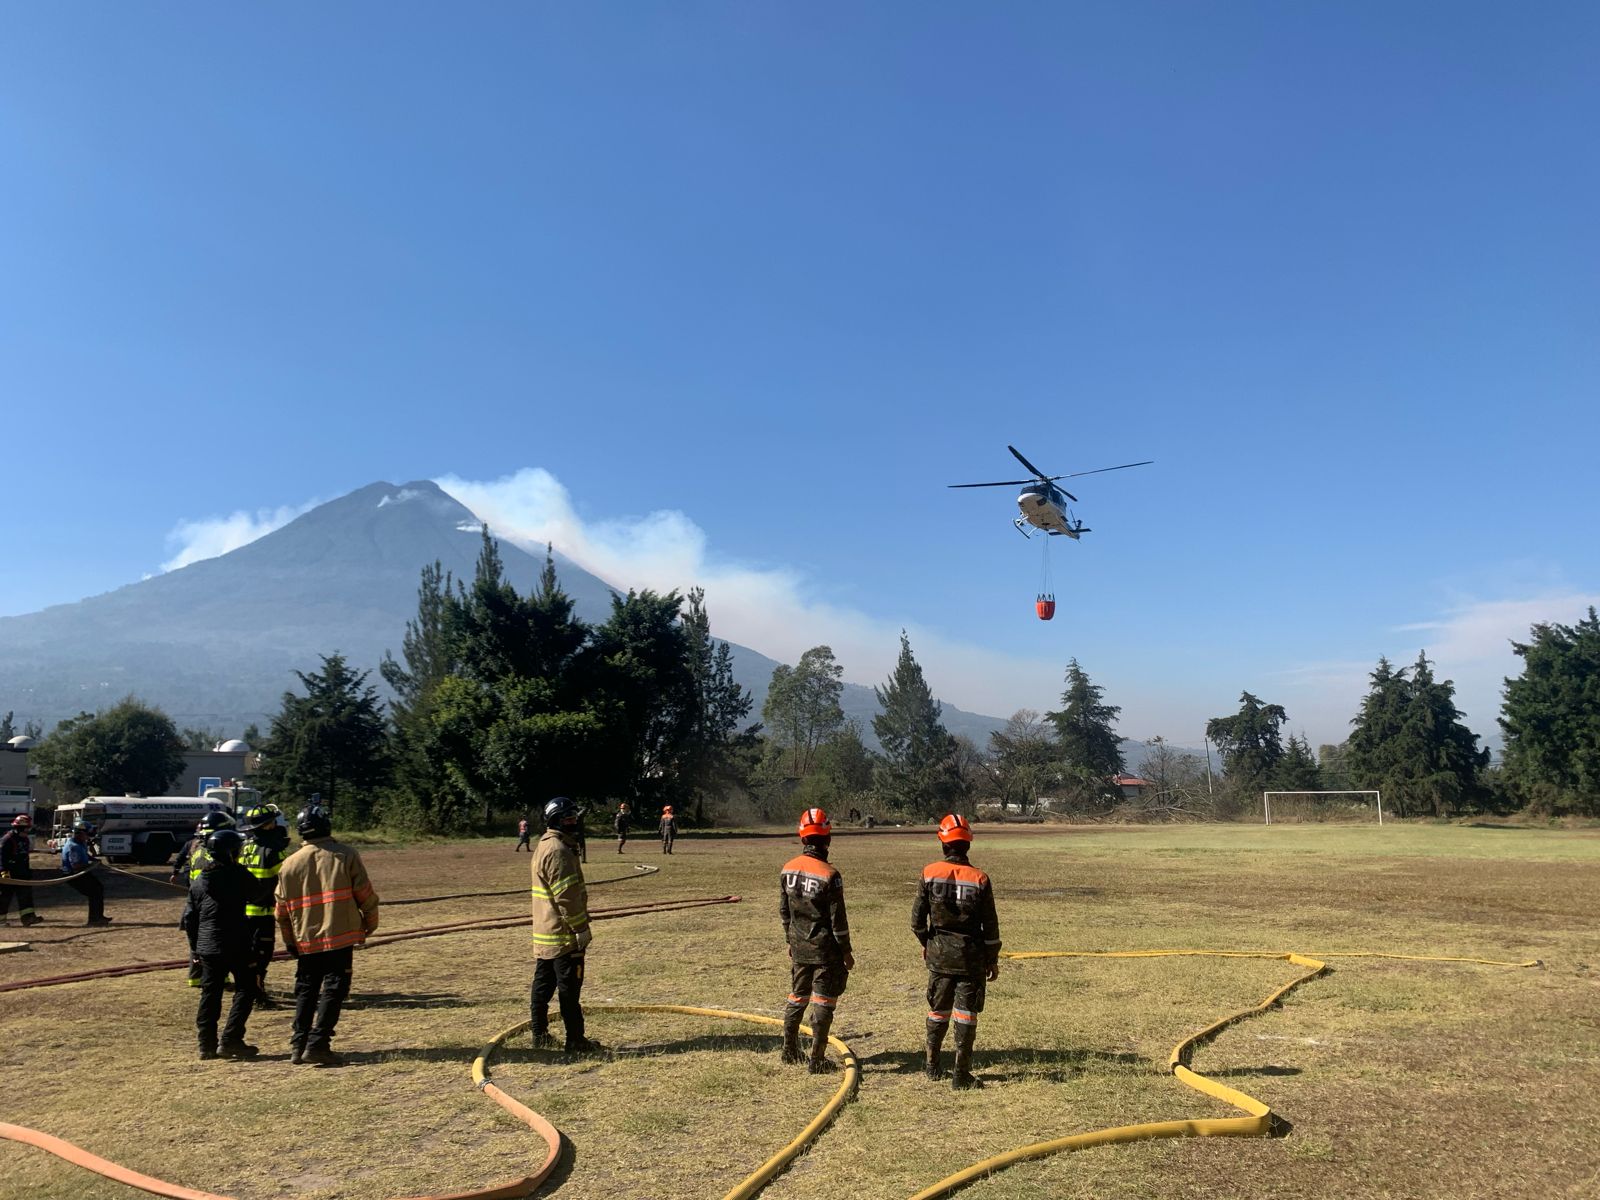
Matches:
[473,1004,859,1200]
[904,947,1541,1200]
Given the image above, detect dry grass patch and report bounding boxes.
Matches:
[4,825,1599,1199]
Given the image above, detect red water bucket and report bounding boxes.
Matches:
[1036,594,1056,621]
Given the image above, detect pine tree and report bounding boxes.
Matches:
[679,587,755,819]
[1273,733,1322,791]
[257,655,391,824]
[1501,607,1600,816]
[1347,652,1488,817]
[1046,660,1124,807]
[872,632,958,816]
[1206,692,1289,793]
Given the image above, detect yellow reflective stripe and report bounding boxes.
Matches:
[567,913,590,928]
[531,931,576,945]
[530,886,554,900]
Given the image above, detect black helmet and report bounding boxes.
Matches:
[296,805,332,839]
[199,810,236,834]
[206,829,244,861]
[241,805,277,832]
[543,796,580,829]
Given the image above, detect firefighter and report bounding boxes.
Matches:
[659,805,677,855]
[613,802,630,854]
[911,814,1001,1090]
[276,805,380,1067]
[1,814,42,927]
[61,821,110,926]
[183,828,260,1059]
[530,795,601,1054]
[778,807,854,1074]
[239,805,289,1008]
[175,811,237,986]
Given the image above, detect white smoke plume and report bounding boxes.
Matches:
[160,503,317,572]
[435,468,1062,718]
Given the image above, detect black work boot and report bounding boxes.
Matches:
[925,1021,948,1081]
[290,1041,305,1065]
[780,1003,806,1065]
[950,1022,981,1090]
[301,1042,345,1067]
[219,1040,260,1059]
[805,1005,835,1074]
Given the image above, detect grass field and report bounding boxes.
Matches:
[5,823,1600,1200]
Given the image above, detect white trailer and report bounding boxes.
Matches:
[50,796,233,864]
[0,786,32,825]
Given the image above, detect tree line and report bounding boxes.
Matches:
[19,536,1600,825]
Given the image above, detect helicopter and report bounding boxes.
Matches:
[949,445,1152,540]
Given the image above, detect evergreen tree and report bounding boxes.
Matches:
[679,587,757,820]
[1501,607,1600,816]
[762,646,846,778]
[1274,733,1322,791]
[0,711,13,741]
[589,589,697,811]
[872,631,958,815]
[257,654,391,824]
[1206,692,1289,792]
[31,698,187,800]
[1347,652,1488,817]
[1046,660,1125,807]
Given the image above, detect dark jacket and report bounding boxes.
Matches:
[911,850,1001,976]
[779,847,852,966]
[1,829,30,874]
[183,860,257,958]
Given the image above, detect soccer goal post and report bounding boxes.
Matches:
[1262,790,1383,825]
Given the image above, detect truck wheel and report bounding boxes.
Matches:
[137,833,177,865]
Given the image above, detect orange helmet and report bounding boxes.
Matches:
[662,805,673,816]
[797,807,831,839]
[937,813,973,845]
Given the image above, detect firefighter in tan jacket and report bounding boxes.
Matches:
[531,796,600,1053]
[275,805,379,1067]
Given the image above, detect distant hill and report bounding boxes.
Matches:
[0,480,1016,748]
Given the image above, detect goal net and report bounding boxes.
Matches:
[1262,790,1383,825]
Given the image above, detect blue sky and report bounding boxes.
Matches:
[3,4,1596,750]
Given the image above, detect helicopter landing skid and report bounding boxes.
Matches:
[1013,518,1033,539]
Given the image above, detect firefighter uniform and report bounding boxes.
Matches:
[659,808,676,855]
[530,798,596,1052]
[911,814,1001,1089]
[1,819,40,926]
[240,816,288,1007]
[184,831,258,1058]
[175,823,225,986]
[779,808,853,1072]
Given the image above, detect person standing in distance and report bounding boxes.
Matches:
[658,805,677,855]
[275,805,379,1067]
[184,828,260,1059]
[778,807,854,1074]
[613,802,631,855]
[515,815,532,852]
[62,821,111,926]
[530,796,600,1053]
[1,814,42,927]
[911,814,1001,1090]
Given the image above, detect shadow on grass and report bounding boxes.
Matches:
[866,1045,1147,1084]
[344,991,469,1010]
[1205,1064,1303,1078]
[338,1045,490,1064]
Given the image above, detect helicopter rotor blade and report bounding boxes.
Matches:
[947,479,1035,488]
[1007,445,1051,479]
[1047,460,1154,482]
